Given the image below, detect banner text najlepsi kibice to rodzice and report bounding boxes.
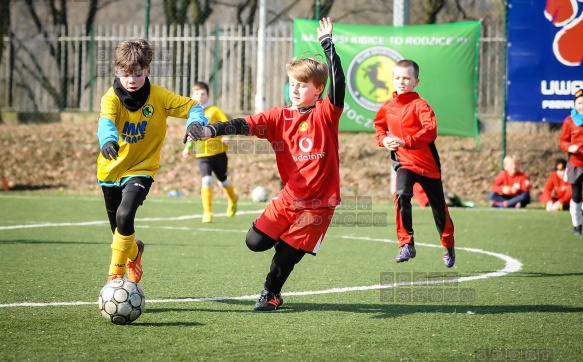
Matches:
[294,19,481,137]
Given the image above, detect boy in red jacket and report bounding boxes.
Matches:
[538,158,571,211]
[373,59,455,268]
[489,155,531,208]
[559,89,583,235]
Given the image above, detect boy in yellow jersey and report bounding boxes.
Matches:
[182,81,238,223]
[97,39,208,283]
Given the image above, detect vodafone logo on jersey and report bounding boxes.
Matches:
[545,0,583,66]
[299,137,313,152]
[292,137,326,162]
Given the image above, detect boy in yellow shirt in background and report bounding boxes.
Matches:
[182,81,238,223]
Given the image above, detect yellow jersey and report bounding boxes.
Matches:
[97,83,204,185]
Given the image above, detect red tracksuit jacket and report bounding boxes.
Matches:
[559,115,583,168]
[539,172,571,205]
[373,92,441,179]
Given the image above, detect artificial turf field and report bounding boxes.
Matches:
[0,192,581,361]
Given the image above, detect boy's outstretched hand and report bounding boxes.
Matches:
[183,123,212,143]
[317,17,333,38]
[183,122,203,143]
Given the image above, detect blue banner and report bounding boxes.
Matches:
[506,0,583,123]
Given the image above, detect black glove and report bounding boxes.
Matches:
[101,141,120,160]
[183,122,204,143]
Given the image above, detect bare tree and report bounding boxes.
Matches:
[0,0,9,68]
[420,0,446,24]
[191,0,214,86]
[413,0,483,25]
[20,0,67,110]
[0,0,10,123]
[192,0,214,25]
[235,0,258,26]
[9,0,119,111]
[162,0,215,92]
[313,0,335,19]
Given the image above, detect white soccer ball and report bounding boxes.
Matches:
[251,186,270,203]
[98,278,145,325]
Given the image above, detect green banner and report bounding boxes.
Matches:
[294,19,481,137]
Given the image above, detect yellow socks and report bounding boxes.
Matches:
[200,184,237,221]
[224,183,238,217]
[201,187,213,223]
[109,230,136,276]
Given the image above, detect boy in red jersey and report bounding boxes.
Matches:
[184,17,345,311]
[538,158,571,211]
[373,59,455,268]
[559,89,583,235]
[489,155,532,208]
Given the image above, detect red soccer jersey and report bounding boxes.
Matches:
[491,170,531,196]
[244,97,344,209]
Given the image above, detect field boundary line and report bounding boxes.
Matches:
[0,232,522,308]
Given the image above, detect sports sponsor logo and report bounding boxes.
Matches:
[122,121,147,143]
[292,136,326,162]
[540,1,583,109]
[298,137,313,152]
[346,46,404,111]
[292,152,326,162]
[544,0,583,66]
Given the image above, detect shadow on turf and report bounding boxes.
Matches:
[0,239,102,245]
[6,184,68,191]
[133,321,206,327]
[144,300,583,317]
[517,272,583,277]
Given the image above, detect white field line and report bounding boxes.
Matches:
[0,210,264,230]
[0,217,523,308]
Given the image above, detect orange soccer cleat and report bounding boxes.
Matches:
[126,240,144,283]
[107,274,123,283]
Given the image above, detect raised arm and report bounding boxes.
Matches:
[318,17,345,108]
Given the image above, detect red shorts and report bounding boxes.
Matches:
[254,196,336,254]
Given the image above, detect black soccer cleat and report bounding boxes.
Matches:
[443,247,455,268]
[254,288,284,311]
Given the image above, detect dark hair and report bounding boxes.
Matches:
[395,59,420,78]
[555,158,567,170]
[192,81,210,94]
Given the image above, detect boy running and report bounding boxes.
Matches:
[373,59,456,268]
[184,17,345,311]
[97,39,208,283]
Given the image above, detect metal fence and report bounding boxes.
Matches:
[0,22,505,120]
